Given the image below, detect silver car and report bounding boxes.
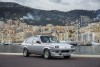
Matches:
[21,35,75,59]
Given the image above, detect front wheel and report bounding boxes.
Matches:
[44,49,51,59]
[23,48,30,57]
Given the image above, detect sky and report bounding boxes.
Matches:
[0,0,100,11]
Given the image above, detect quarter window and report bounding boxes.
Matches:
[33,37,40,43]
[25,37,33,44]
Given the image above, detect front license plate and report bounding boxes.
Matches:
[62,53,69,55]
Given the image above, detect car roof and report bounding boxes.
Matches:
[34,35,52,37]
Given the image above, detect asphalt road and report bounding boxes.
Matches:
[0,55,100,67]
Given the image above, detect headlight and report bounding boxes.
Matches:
[55,46,59,48]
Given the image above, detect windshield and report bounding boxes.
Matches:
[40,36,59,43]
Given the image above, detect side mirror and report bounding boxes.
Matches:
[36,41,41,44]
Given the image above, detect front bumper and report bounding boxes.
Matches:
[50,49,74,57]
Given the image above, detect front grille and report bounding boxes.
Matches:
[61,50,69,52]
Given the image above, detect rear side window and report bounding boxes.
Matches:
[33,37,40,43]
[25,37,33,44]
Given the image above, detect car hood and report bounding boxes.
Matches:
[48,43,72,49]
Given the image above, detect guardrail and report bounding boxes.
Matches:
[0,44,22,53]
[0,44,100,55]
[75,45,100,55]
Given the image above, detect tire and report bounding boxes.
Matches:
[23,48,30,57]
[43,49,51,59]
[64,55,71,59]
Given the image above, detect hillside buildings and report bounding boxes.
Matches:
[79,22,100,45]
[0,18,100,45]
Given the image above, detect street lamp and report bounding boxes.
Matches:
[1,31,4,43]
[76,18,81,45]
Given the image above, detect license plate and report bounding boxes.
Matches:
[62,53,69,55]
[62,52,71,56]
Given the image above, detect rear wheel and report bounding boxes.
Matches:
[64,55,71,59]
[23,48,30,57]
[44,49,51,59]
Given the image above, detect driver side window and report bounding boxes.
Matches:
[41,36,50,43]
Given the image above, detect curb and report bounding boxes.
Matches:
[0,53,100,58]
[71,54,100,58]
[0,53,23,55]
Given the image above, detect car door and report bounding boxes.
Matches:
[30,37,44,55]
[24,37,34,53]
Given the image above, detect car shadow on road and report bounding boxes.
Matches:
[27,55,77,60]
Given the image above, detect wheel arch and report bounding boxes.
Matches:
[43,47,51,52]
[23,46,28,50]
[23,46,29,52]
